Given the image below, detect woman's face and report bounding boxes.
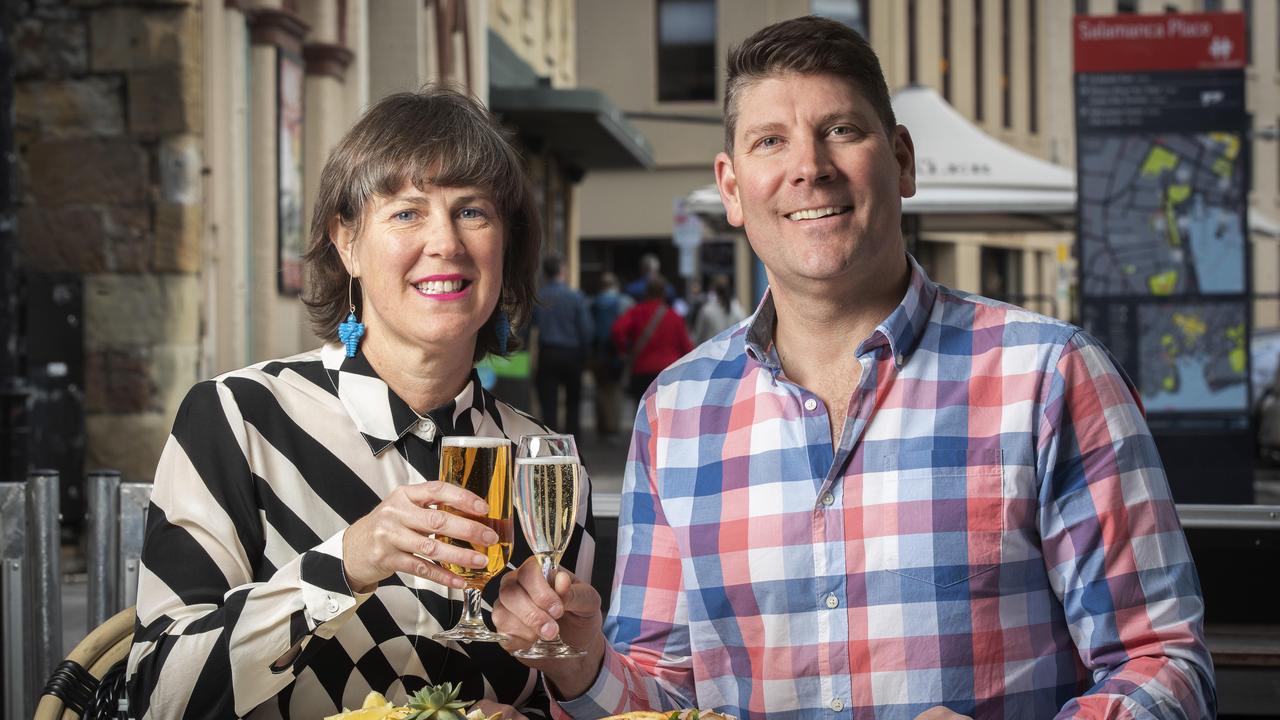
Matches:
[337,181,505,362]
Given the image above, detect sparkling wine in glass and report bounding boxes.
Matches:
[512,433,586,659]
[432,436,513,643]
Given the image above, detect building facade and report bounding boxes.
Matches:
[575,0,1280,326]
[10,0,649,490]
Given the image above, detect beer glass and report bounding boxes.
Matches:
[512,433,586,659]
[433,436,513,643]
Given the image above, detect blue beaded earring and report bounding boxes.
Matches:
[494,309,509,354]
[338,276,365,357]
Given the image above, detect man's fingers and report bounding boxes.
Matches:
[559,576,602,616]
[515,557,563,613]
[495,563,561,640]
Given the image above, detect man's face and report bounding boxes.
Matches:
[714,72,915,296]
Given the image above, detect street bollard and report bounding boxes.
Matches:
[26,470,62,710]
[1,481,29,720]
[118,483,150,610]
[86,470,122,630]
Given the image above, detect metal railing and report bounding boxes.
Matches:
[1,469,149,720]
[1,470,63,720]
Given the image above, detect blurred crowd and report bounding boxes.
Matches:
[531,253,745,442]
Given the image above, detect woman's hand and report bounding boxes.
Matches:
[341,481,498,592]
[493,556,606,698]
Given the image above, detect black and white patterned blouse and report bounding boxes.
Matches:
[126,344,595,719]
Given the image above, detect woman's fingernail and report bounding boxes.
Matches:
[452,576,466,588]
[472,553,488,566]
[548,602,563,618]
[540,622,558,639]
[474,500,489,514]
[483,531,499,545]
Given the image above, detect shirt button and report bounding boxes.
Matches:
[895,353,905,366]
[821,492,835,507]
[829,697,845,712]
[803,398,818,411]
[824,594,839,609]
[326,596,340,613]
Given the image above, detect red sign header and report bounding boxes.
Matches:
[1074,12,1246,72]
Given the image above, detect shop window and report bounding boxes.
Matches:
[657,0,716,102]
[981,246,1023,303]
[811,0,870,37]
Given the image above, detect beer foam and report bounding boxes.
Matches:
[441,436,512,448]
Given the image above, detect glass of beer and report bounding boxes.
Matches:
[512,433,586,659]
[432,436,513,643]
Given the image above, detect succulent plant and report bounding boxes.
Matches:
[403,683,471,720]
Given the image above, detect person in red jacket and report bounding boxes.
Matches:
[610,274,693,400]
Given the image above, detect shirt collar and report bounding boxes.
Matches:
[744,253,938,370]
[321,343,487,456]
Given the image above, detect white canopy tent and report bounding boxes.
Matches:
[687,85,1276,237]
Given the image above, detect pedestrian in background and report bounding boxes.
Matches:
[624,252,675,305]
[532,254,592,435]
[691,273,745,345]
[589,272,631,442]
[610,274,693,400]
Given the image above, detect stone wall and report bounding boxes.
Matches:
[14,0,203,482]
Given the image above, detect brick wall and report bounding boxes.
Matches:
[14,0,203,482]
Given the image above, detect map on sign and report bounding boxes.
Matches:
[1137,303,1247,412]
[1079,133,1245,296]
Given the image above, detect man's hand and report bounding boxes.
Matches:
[493,556,606,698]
[913,708,971,720]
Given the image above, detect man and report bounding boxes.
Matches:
[625,252,678,307]
[532,254,592,435]
[589,272,633,442]
[496,16,1214,719]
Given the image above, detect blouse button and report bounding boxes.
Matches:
[829,697,845,712]
[824,594,839,609]
[803,398,818,412]
[821,492,835,507]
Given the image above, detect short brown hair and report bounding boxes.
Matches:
[303,86,540,360]
[723,15,896,154]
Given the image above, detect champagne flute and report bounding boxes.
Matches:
[512,433,586,659]
[432,436,513,643]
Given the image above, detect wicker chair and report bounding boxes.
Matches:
[34,606,135,720]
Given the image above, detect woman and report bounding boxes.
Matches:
[610,275,693,400]
[126,88,594,719]
[690,274,745,346]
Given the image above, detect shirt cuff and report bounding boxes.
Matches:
[552,645,631,719]
[299,528,374,634]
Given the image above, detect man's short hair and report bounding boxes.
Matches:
[723,15,896,154]
[542,254,562,280]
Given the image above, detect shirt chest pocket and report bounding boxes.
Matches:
[867,449,1006,589]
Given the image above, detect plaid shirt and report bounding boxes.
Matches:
[559,257,1213,719]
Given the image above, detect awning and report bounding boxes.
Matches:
[490,86,655,172]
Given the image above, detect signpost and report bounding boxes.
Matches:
[1075,12,1252,502]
